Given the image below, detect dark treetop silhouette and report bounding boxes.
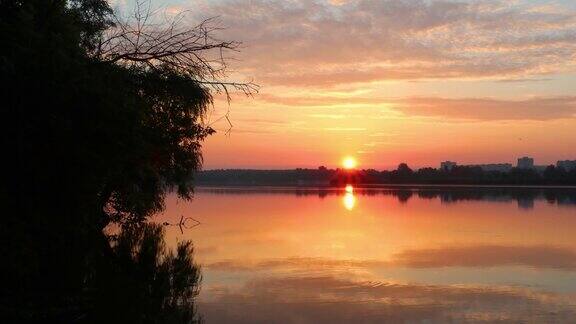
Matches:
[3,0,253,322]
[195,164,576,186]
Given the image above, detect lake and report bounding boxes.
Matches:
[155,186,576,323]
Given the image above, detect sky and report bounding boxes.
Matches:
[114,0,576,169]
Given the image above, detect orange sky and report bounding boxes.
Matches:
[116,0,576,169]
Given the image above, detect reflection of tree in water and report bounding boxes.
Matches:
[200,187,576,210]
[97,223,202,324]
[4,220,202,323]
[395,190,414,203]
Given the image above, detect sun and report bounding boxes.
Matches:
[342,156,357,169]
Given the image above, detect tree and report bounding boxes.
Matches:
[3,0,254,321]
[397,163,413,176]
[95,1,258,100]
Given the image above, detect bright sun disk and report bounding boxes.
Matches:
[342,156,357,169]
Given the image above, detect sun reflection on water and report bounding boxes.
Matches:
[343,185,356,210]
[158,188,576,323]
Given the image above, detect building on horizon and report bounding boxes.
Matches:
[517,157,534,169]
[470,163,513,172]
[440,161,457,172]
[557,160,576,171]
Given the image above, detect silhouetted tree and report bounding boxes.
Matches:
[195,166,576,186]
[4,0,252,321]
[397,163,413,175]
[390,163,413,183]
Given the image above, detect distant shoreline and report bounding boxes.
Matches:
[194,167,576,187]
[195,184,576,190]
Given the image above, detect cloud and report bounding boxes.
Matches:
[220,128,274,134]
[199,275,576,323]
[254,93,387,107]
[308,114,347,119]
[257,63,545,87]
[256,94,576,121]
[189,0,576,86]
[323,127,367,131]
[237,118,288,125]
[396,96,576,121]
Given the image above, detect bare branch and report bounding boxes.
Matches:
[94,1,259,102]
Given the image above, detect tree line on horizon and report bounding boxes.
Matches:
[196,163,576,186]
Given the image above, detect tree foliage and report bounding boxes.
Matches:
[3,0,251,321]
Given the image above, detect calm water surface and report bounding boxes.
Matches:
[155,187,576,323]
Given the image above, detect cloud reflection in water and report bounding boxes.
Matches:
[158,188,576,323]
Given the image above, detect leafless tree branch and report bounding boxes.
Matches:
[94,0,259,101]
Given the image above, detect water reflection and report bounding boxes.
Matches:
[343,185,356,210]
[5,213,202,322]
[200,274,576,323]
[157,187,576,323]
[198,186,576,210]
[102,223,202,323]
[345,184,354,193]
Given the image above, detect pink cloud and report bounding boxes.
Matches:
[185,0,576,86]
